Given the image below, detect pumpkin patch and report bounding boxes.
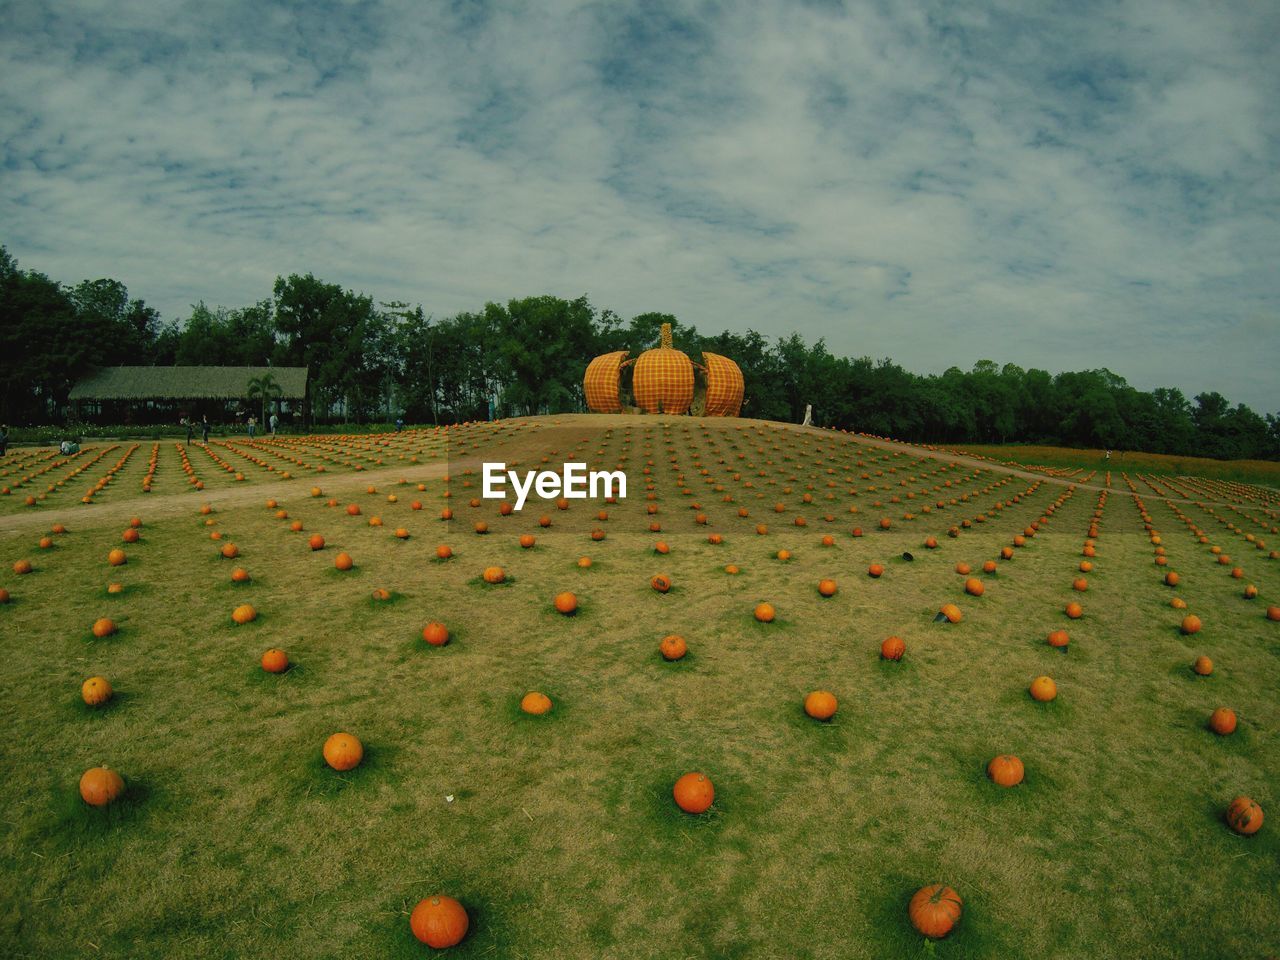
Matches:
[0,415,1275,957]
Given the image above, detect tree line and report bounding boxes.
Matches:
[2,245,1277,460]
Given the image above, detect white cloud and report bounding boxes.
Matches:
[1,0,1276,411]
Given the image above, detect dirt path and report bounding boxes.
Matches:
[1,415,1218,539]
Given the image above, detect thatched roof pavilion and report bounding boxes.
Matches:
[69,366,308,425]
[70,366,308,402]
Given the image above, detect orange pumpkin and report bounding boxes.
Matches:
[940,603,962,623]
[955,563,971,575]
[964,578,984,597]
[804,690,838,720]
[1267,606,1280,621]
[650,574,672,593]
[553,592,578,615]
[107,548,127,566]
[482,566,505,584]
[232,603,257,625]
[577,556,592,568]
[520,691,552,715]
[1029,676,1057,702]
[308,534,325,551]
[1192,655,1213,676]
[371,587,392,601]
[334,552,354,571]
[91,617,117,638]
[987,754,1024,787]
[673,772,714,813]
[410,896,469,948]
[13,559,33,575]
[322,732,363,771]
[881,636,905,660]
[230,567,250,584]
[724,564,740,575]
[909,884,963,939]
[754,602,776,623]
[122,528,139,543]
[1209,707,1237,735]
[79,766,125,807]
[1181,614,1202,634]
[261,648,289,673]
[345,503,361,516]
[982,560,997,574]
[422,621,450,646]
[867,563,884,578]
[436,544,453,560]
[519,534,536,548]
[817,579,838,597]
[1164,571,1179,587]
[81,676,113,706]
[659,634,687,661]
[1072,577,1088,592]
[1065,601,1083,619]
[1226,796,1263,835]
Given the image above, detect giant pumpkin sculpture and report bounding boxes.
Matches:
[584,323,744,416]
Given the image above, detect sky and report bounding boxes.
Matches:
[2,0,1277,412]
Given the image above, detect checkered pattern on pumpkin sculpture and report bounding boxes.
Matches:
[584,351,628,413]
[633,348,694,414]
[701,352,744,417]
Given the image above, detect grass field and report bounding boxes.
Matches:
[947,442,1280,490]
[1,416,1277,958]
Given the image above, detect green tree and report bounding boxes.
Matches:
[246,371,284,424]
[0,247,80,422]
[272,274,388,422]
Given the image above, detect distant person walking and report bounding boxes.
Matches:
[248,416,257,439]
[269,413,278,437]
[0,424,8,457]
[183,417,193,443]
[201,415,210,443]
[395,417,404,433]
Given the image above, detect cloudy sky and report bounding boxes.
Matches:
[2,0,1277,411]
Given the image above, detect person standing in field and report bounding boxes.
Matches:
[248,415,256,439]
[269,412,278,437]
[183,416,193,443]
[201,415,210,443]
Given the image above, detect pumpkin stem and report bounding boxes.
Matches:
[660,322,673,350]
